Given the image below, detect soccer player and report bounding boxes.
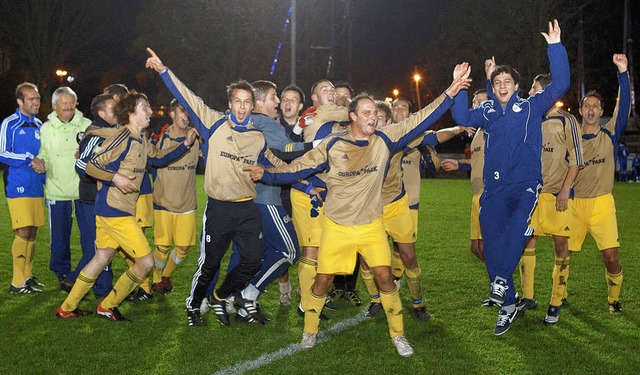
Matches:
[146,48,287,327]
[150,100,202,295]
[363,100,473,321]
[517,73,583,323]
[57,91,195,320]
[617,141,629,182]
[70,93,120,298]
[450,19,569,335]
[246,68,472,356]
[570,53,631,314]
[36,86,91,291]
[1,82,45,293]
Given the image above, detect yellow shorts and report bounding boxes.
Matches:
[317,216,390,274]
[529,192,572,237]
[382,194,416,243]
[6,197,45,230]
[135,193,154,228]
[470,194,482,240]
[290,188,323,247]
[569,194,619,251]
[154,209,196,247]
[410,208,419,237]
[95,215,151,258]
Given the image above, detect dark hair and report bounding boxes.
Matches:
[281,84,305,103]
[348,92,375,115]
[490,65,520,85]
[226,80,255,102]
[473,88,487,96]
[334,81,355,98]
[533,73,551,89]
[91,94,114,118]
[580,90,604,109]
[252,80,277,102]
[114,91,149,125]
[15,82,38,100]
[376,100,392,121]
[392,97,412,111]
[169,98,183,113]
[310,79,332,98]
[103,83,129,98]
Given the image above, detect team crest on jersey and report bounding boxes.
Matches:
[512,103,522,113]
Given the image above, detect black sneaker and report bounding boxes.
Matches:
[413,306,431,321]
[208,296,230,326]
[26,276,45,288]
[235,295,267,324]
[97,302,130,322]
[9,284,41,294]
[516,298,538,313]
[481,298,500,307]
[544,305,560,325]
[187,308,204,327]
[609,301,623,314]
[365,301,383,317]
[130,288,153,302]
[236,307,258,323]
[489,278,508,305]
[494,307,519,336]
[345,290,363,307]
[59,276,74,293]
[297,304,329,321]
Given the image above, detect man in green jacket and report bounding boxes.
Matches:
[34,86,91,291]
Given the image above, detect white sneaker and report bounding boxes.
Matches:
[199,297,210,315]
[225,295,237,314]
[300,332,317,349]
[391,335,414,357]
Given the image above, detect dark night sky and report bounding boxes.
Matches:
[1,0,638,123]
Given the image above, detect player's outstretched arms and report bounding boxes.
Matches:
[445,63,472,98]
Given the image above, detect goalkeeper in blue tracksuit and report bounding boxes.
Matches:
[450,20,570,335]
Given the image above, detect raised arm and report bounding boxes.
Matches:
[605,54,631,140]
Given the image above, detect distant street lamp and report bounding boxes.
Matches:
[392,88,399,98]
[555,100,564,108]
[55,69,68,84]
[413,73,422,109]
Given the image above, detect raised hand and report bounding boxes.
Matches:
[541,19,561,44]
[145,47,167,72]
[184,128,199,147]
[613,54,628,73]
[484,56,496,80]
[446,63,472,98]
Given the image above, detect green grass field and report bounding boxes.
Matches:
[1,177,639,374]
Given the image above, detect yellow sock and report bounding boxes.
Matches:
[550,257,570,306]
[391,250,405,279]
[605,269,623,304]
[139,275,152,294]
[102,269,143,308]
[379,287,404,339]
[303,289,326,335]
[24,239,36,279]
[360,267,380,303]
[405,266,423,308]
[298,257,317,308]
[152,246,170,283]
[163,247,189,278]
[61,272,96,311]
[11,235,29,287]
[519,247,536,299]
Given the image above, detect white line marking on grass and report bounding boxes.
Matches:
[213,312,368,375]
